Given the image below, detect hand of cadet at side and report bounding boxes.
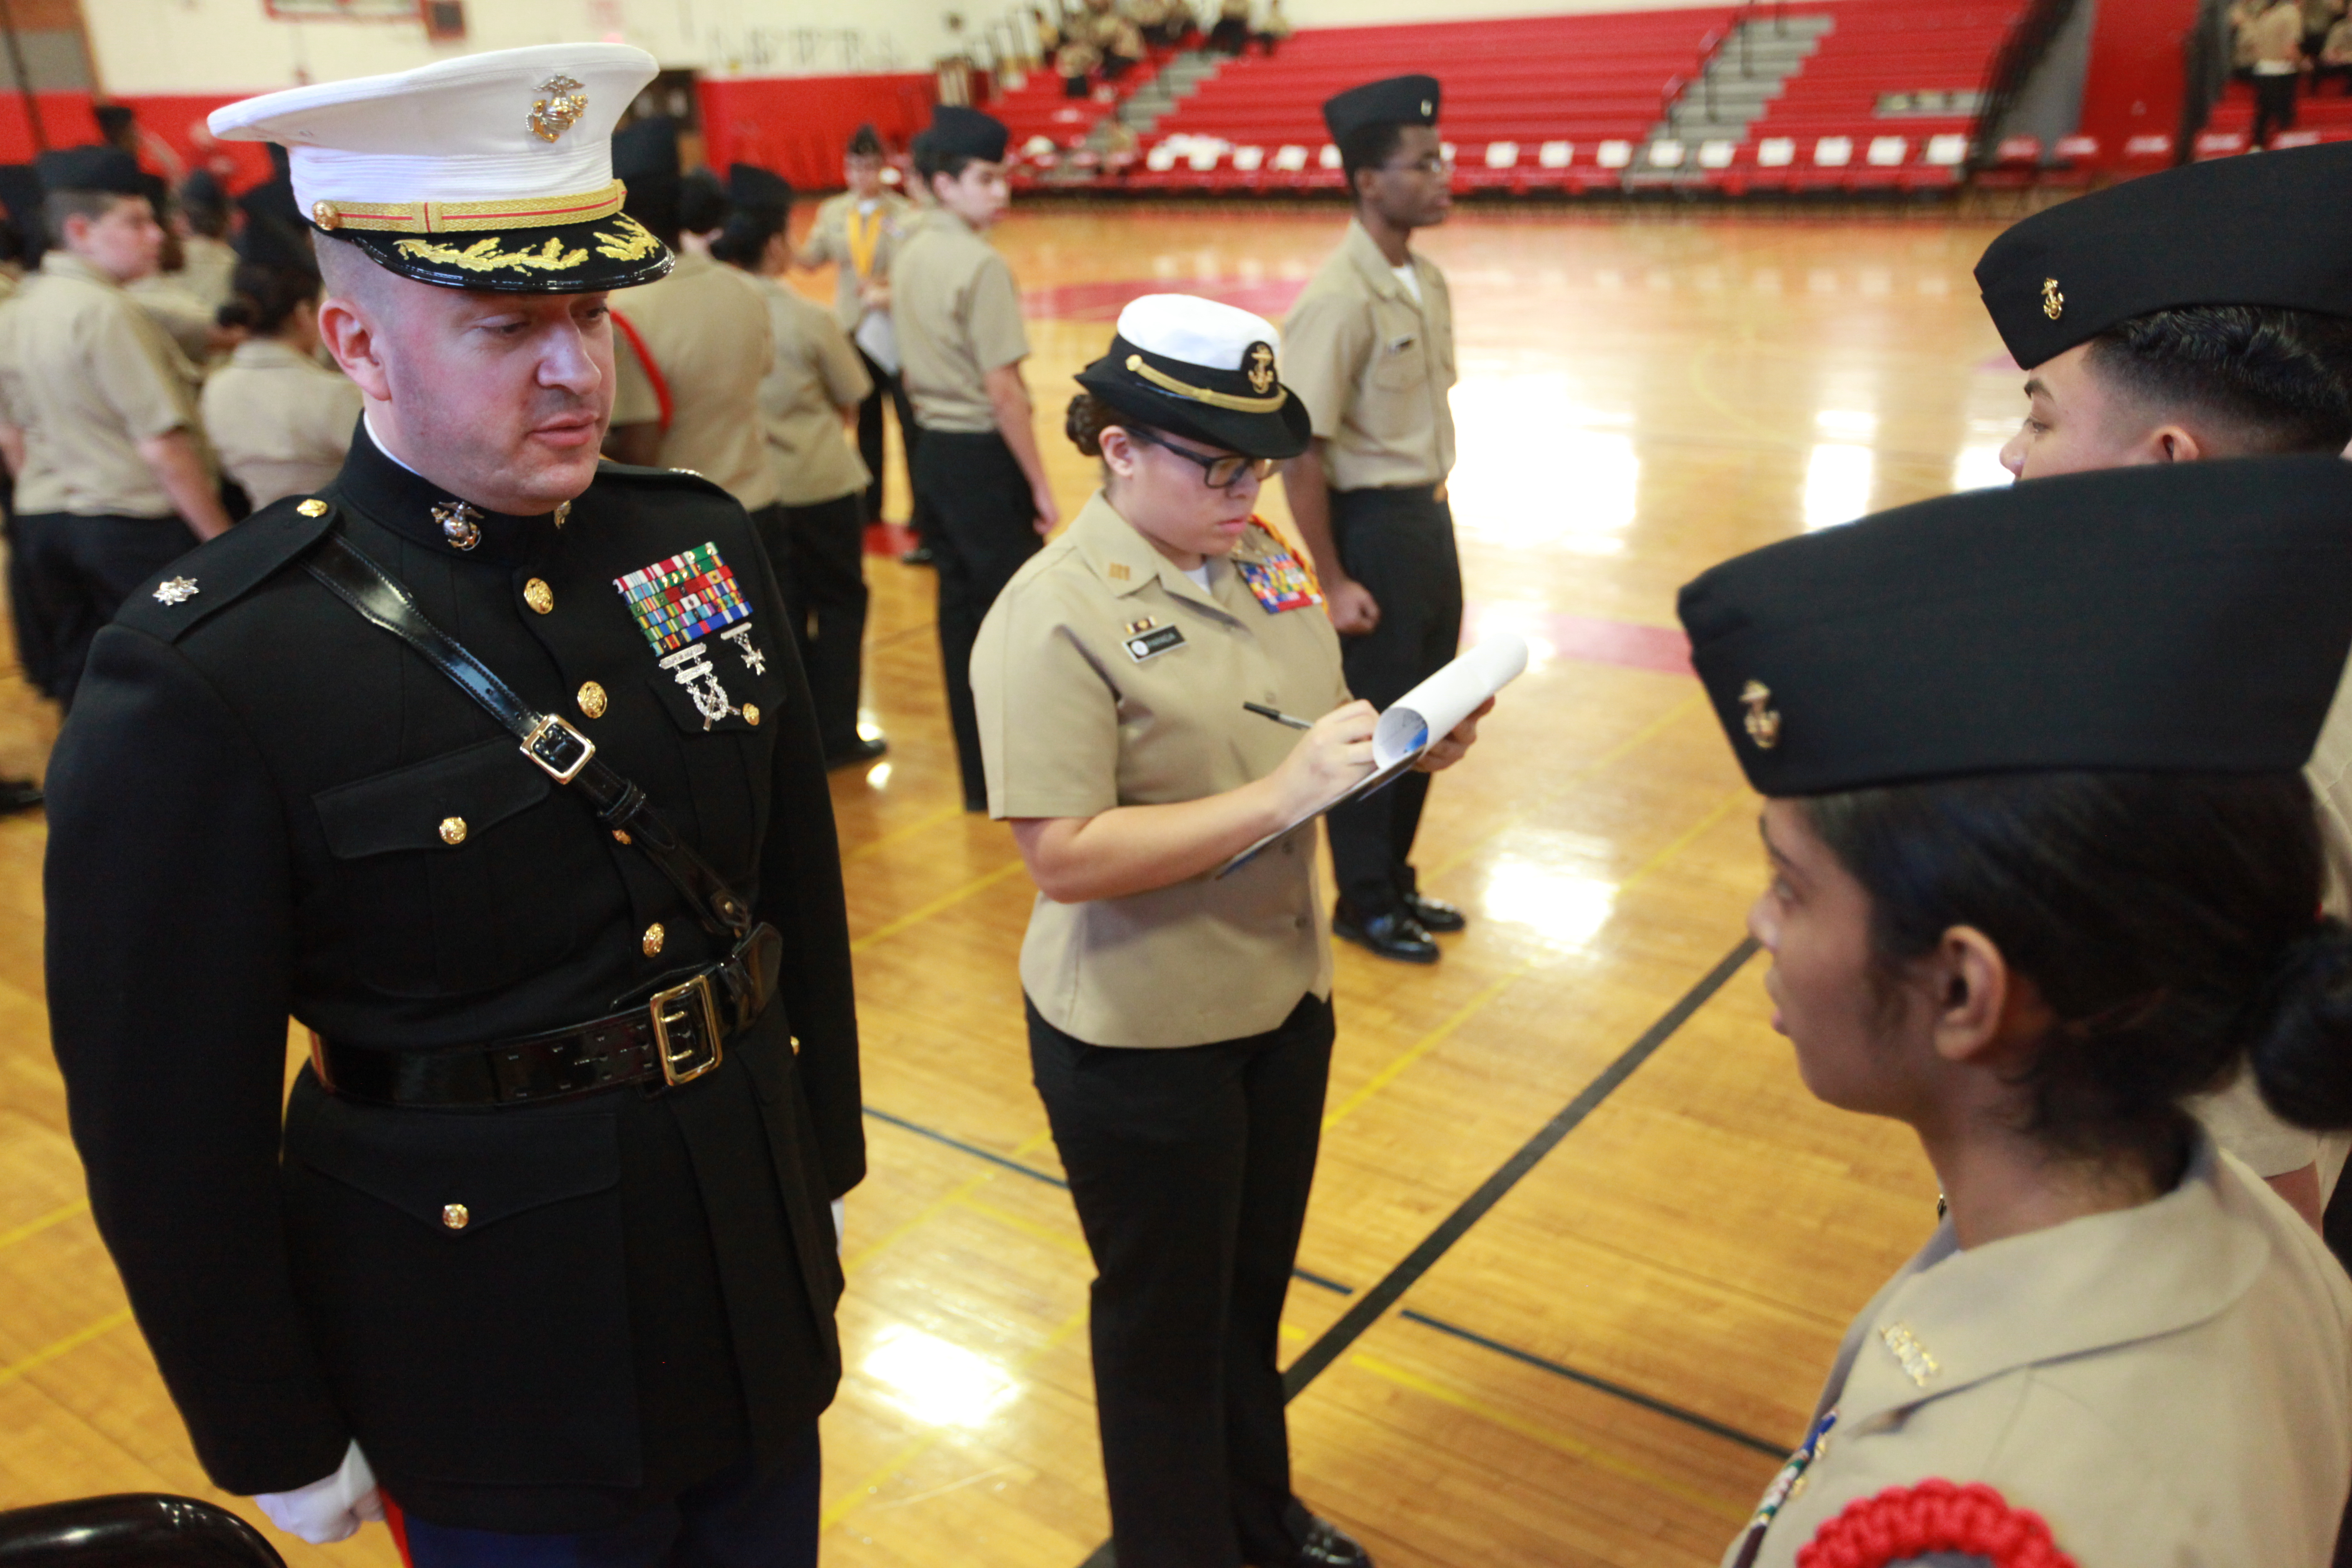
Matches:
[1272,700,1377,819]
[1415,696,1495,774]
[254,1439,383,1545]
[1324,577,1380,636]
[1031,479,1062,536]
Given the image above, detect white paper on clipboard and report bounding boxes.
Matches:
[1214,632,1528,878]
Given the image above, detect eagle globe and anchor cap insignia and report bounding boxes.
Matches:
[527,75,588,143]
[1741,680,1781,750]
[1245,342,1277,395]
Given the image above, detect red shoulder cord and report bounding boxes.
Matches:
[1796,1480,2079,1568]
[608,307,674,434]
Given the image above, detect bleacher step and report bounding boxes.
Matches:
[1119,49,1224,135]
[1644,12,1831,175]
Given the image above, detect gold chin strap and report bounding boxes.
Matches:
[1125,354,1288,414]
[310,178,627,235]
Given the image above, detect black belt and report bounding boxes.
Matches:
[315,927,781,1107]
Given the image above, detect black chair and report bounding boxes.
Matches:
[0,1496,286,1567]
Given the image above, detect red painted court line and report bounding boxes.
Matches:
[1463,601,1694,676]
[1021,277,1309,322]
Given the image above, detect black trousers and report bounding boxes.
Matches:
[753,493,869,755]
[912,428,1041,807]
[856,346,931,542]
[15,512,200,709]
[1324,485,1463,918]
[2256,72,2300,144]
[1030,993,1334,1568]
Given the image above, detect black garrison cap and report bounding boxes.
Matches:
[178,168,227,218]
[1677,457,2352,797]
[727,162,791,214]
[36,146,147,197]
[1322,74,1441,142]
[921,104,1008,163]
[1975,142,2352,370]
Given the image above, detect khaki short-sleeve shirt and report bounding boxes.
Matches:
[199,338,364,511]
[1279,219,1457,491]
[1728,1141,2352,1568]
[756,277,874,507]
[609,253,781,511]
[972,493,1352,1047]
[890,210,1030,434]
[0,252,204,518]
[803,190,915,332]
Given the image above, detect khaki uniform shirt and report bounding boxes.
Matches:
[1280,219,1457,491]
[755,276,873,508]
[1728,1141,2352,1568]
[610,253,781,512]
[175,234,237,314]
[802,190,915,333]
[199,338,363,511]
[890,209,1029,434]
[972,493,1349,1047]
[129,276,219,366]
[0,251,205,518]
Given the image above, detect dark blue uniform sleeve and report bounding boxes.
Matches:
[45,623,350,1493]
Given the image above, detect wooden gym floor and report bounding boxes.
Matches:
[0,199,2037,1565]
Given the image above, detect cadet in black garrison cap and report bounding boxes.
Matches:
[1684,455,2352,1568]
[1975,142,2352,480]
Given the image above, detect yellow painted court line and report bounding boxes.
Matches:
[1346,1351,1749,1524]
[1324,786,1751,1134]
[0,1308,133,1390]
[844,803,965,864]
[842,1127,1061,1278]
[849,859,1029,954]
[0,1198,88,1252]
[948,1193,1093,1259]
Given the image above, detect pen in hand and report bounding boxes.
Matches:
[1243,701,1315,731]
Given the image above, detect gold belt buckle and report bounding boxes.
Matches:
[650,974,725,1086]
[520,714,596,784]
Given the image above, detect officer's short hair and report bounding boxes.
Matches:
[312,230,392,311]
[1338,122,1410,200]
[43,188,137,247]
[2084,304,2352,454]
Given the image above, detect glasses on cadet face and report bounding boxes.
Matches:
[1123,426,1277,489]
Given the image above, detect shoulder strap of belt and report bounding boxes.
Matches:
[304,530,753,941]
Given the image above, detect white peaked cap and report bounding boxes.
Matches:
[209,44,657,237]
[1114,293,1282,372]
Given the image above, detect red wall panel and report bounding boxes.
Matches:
[2077,0,2202,159]
[699,73,935,193]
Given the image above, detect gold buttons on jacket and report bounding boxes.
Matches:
[642,923,665,957]
[297,498,328,517]
[524,578,554,614]
[743,704,761,727]
[441,1203,469,1230]
[439,816,468,846]
[578,681,608,718]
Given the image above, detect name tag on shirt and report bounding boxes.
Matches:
[1235,547,1323,614]
[1126,624,1186,661]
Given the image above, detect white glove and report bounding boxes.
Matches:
[255,1439,383,1545]
[831,1197,845,1248]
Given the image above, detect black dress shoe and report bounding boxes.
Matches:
[900,543,936,566]
[823,736,889,770]
[1332,901,1439,964]
[1297,1517,1373,1568]
[1403,891,1465,932]
[0,777,41,814]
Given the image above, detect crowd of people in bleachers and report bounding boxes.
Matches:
[1034,0,1292,98]
[2230,0,2352,143]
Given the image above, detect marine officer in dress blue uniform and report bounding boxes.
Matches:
[43,44,861,1568]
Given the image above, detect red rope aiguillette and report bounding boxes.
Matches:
[1797,1479,2078,1568]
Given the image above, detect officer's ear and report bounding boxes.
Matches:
[315,291,392,403]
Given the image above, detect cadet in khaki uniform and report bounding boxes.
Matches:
[894,103,1058,810]
[1280,75,1463,965]
[715,162,886,768]
[974,296,1486,1568]
[1681,462,2352,1568]
[603,119,781,529]
[0,145,228,707]
[1972,146,2352,1235]
[796,124,918,542]
[201,241,361,511]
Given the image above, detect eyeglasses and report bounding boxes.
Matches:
[1122,426,1276,489]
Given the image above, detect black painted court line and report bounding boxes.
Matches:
[1397,1310,1783,1457]
[861,1104,1068,1187]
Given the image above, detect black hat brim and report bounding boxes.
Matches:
[325,211,674,294]
[1075,366,1312,461]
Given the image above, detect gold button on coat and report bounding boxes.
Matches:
[642,923,665,957]
[439,816,468,846]
[441,1203,469,1230]
[524,578,554,615]
[743,704,761,727]
[578,681,608,718]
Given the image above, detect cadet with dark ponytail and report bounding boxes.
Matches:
[1683,457,2352,1568]
[198,253,359,511]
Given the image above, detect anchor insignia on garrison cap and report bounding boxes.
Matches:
[1740,680,1781,750]
[527,75,588,143]
[2041,276,2064,321]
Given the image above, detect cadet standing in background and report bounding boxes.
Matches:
[798,124,925,561]
[1280,75,1462,964]
[170,169,238,314]
[892,103,1057,812]
[716,162,887,769]
[0,145,226,709]
[200,248,360,511]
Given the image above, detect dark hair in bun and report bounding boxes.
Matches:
[1066,391,1122,456]
[215,258,320,336]
[709,205,785,270]
[676,169,730,238]
[1803,770,2352,1182]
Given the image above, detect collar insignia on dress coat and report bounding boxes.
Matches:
[553,500,572,528]
[616,543,756,729]
[153,576,199,606]
[527,75,589,143]
[433,500,483,551]
[1878,1321,1939,1387]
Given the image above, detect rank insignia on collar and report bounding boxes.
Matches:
[434,500,483,551]
[153,576,199,606]
[614,542,753,653]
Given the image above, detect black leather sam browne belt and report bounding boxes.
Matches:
[302,530,782,1109]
